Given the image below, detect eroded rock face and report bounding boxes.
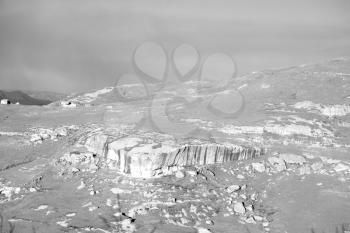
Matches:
[64,132,265,178]
[106,139,264,177]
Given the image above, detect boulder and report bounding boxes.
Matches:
[175,170,185,179]
[252,162,265,173]
[233,202,246,214]
[334,163,350,172]
[311,162,323,171]
[226,184,240,193]
[268,156,286,171]
[54,127,68,137]
[30,134,42,143]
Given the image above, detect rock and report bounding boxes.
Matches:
[34,205,49,211]
[245,204,253,211]
[29,188,36,192]
[245,216,256,224]
[121,218,136,232]
[71,167,80,173]
[77,181,86,190]
[267,156,286,171]
[196,227,212,233]
[106,139,265,178]
[30,134,42,143]
[85,134,109,156]
[233,202,246,214]
[186,170,197,176]
[299,165,311,175]
[237,174,245,179]
[279,154,306,165]
[111,187,131,195]
[54,127,68,137]
[250,193,257,200]
[311,162,323,171]
[334,163,350,172]
[175,170,185,179]
[89,190,96,196]
[106,198,112,206]
[253,215,263,221]
[226,184,240,193]
[252,162,265,173]
[206,219,214,225]
[181,217,190,224]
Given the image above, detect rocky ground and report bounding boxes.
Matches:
[1,58,350,233]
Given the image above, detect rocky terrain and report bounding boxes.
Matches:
[1,58,350,233]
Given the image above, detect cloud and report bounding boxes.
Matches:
[0,0,350,93]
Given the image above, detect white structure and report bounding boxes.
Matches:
[0,99,10,105]
[61,101,77,108]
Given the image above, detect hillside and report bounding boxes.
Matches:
[22,90,67,102]
[0,90,53,105]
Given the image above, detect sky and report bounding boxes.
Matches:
[0,0,350,93]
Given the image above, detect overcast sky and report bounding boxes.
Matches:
[1,0,350,93]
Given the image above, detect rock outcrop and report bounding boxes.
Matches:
[293,101,350,117]
[106,139,264,177]
[63,131,265,178]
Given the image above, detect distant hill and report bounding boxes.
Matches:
[22,90,66,102]
[0,90,53,105]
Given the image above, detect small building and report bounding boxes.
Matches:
[61,101,77,108]
[0,99,11,105]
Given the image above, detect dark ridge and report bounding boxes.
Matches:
[0,90,52,105]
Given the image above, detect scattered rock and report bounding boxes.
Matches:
[311,162,323,171]
[196,227,212,233]
[334,163,350,172]
[252,162,265,173]
[245,216,256,224]
[29,188,36,192]
[253,215,263,221]
[56,220,69,227]
[175,170,185,179]
[262,222,269,227]
[34,205,48,211]
[187,170,197,176]
[267,156,286,171]
[233,202,246,214]
[121,218,136,232]
[226,184,240,193]
[111,187,131,194]
[90,190,96,196]
[77,181,86,190]
[66,213,76,217]
[106,198,112,206]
